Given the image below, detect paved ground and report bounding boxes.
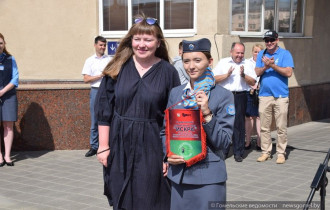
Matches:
[0,119,329,210]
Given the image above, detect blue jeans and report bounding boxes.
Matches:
[89,88,99,150]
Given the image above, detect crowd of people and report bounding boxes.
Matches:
[1,13,294,210]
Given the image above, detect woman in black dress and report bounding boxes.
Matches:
[0,33,19,167]
[95,14,180,210]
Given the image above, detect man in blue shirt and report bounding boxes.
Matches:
[255,31,294,164]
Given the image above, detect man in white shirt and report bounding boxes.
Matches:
[82,36,111,157]
[213,42,257,162]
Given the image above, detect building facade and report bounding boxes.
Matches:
[1,0,329,150]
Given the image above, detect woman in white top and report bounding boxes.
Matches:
[245,44,263,150]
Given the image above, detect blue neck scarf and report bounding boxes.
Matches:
[182,67,215,109]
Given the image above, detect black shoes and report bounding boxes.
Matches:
[85,148,97,157]
[5,161,14,166]
[234,155,243,162]
[0,160,14,167]
[244,144,251,150]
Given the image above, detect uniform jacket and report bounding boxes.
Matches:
[161,84,235,185]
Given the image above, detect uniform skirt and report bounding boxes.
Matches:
[170,181,226,210]
[0,93,18,121]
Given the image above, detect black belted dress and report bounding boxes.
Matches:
[96,57,180,210]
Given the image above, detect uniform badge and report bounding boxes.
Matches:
[189,44,195,50]
[226,104,235,116]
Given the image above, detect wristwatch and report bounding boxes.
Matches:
[203,111,213,123]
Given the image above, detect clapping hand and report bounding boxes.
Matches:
[240,65,245,77]
[227,66,234,77]
[262,56,275,68]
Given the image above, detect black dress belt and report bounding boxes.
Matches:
[232,91,247,94]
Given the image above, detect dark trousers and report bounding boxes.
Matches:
[225,91,247,157]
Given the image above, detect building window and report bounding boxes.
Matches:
[231,0,305,36]
[100,0,196,38]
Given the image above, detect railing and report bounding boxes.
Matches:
[304,148,330,210]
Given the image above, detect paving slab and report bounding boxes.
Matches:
[0,119,329,209]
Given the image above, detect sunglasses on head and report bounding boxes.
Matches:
[134,17,158,25]
[264,38,276,43]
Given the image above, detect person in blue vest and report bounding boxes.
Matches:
[255,31,294,164]
[162,38,235,210]
[0,33,19,167]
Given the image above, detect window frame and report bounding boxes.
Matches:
[230,0,305,37]
[98,0,197,38]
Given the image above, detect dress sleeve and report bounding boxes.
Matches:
[160,87,178,160]
[95,75,116,126]
[170,65,181,89]
[160,64,180,160]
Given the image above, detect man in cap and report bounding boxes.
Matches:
[255,31,294,164]
[213,42,257,162]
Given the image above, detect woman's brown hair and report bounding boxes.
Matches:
[103,14,170,79]
[0,33,11,56]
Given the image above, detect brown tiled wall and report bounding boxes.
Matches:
[288,83,330,126]
[13,86,91,151]
[6,82,330,151]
